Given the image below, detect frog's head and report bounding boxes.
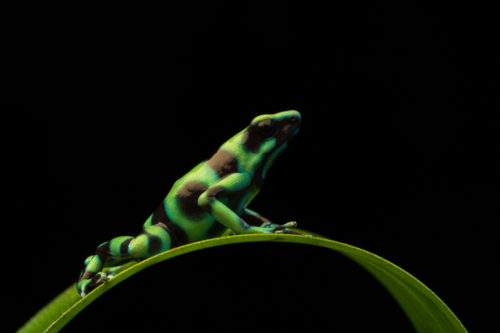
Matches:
[241,110,301,156]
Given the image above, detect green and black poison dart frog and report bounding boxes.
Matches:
[77,110,302,297]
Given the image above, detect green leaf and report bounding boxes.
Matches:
[18,233,467,333]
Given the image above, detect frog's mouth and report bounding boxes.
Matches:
[274,111,301,147]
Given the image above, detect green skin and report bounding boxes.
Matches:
[77,110,302,297]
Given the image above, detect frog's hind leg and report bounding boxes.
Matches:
[77,235,133,296]
[77,223,172,297]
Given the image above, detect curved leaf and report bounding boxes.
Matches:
[18,233,467,333]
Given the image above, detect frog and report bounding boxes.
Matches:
[77,110,302,297]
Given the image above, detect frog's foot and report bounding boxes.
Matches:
[103,265,124,278]
[77,270,118,297]
[260,221,302,234]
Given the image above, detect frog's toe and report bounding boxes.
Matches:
[77,279,92,297]
[77,272,109,297]
[282,221,298,228]
[271,221,299,233]
[273,228,302,235]
[103,265,123,278]
[260,221,297,230]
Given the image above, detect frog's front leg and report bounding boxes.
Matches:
[77,223,171,297]
[198,173,297,234]
[240,208,272,226]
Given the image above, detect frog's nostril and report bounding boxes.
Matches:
[289,115,301,128]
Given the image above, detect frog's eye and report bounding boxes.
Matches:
[256,119,276,137]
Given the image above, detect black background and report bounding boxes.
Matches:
[5,1,498,332]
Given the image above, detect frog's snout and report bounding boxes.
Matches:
[281,111,301,136]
